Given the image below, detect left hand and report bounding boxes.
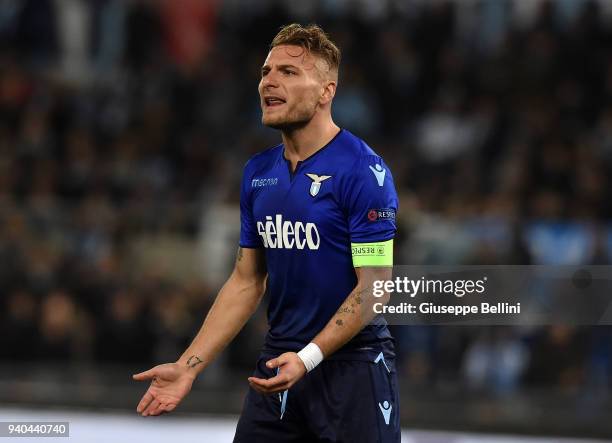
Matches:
[248,352,307,394]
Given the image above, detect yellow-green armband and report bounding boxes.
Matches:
[351,239,393,267]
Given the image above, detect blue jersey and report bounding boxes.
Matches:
[239,129,398,357]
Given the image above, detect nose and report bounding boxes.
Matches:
[261,70,279,89]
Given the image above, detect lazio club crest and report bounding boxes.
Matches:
[305,173,332,197]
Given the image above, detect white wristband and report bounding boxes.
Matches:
[297,343,324,372]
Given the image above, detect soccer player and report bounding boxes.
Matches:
[134,23,400,442]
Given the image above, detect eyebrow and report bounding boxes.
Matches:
[261,64,301,72]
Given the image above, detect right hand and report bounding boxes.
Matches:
[133,363,196,416]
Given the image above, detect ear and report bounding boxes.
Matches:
[320,81,337,106]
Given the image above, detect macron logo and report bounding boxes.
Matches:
[252,177,278,187]
[378,401,392,425]
[369,164,386,186]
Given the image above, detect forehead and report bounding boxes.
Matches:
[263,45,321,70]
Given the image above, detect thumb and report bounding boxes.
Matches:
[266,354,288,369]
[133,367,157,381]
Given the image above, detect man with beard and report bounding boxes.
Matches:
[134,23,400,443]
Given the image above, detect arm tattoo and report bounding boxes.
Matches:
[343,289,367,311]
[186,355,204,368]
[236,247,244,262]
[334,288,369,323]
[336,306,355,314]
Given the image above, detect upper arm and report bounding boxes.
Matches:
[341,154,398,268]
[235,160,267,288]
[239,160,264,249]
[355,266,392,311]
[355,266,392,284]
[233,246,267,286]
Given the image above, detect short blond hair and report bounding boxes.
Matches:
[271,23,341,75]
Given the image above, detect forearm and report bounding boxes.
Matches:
[177,273,265,375]
[312,268,391,358]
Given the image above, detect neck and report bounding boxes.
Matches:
[281,115,340,169]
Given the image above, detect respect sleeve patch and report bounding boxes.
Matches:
[351,239,393,267]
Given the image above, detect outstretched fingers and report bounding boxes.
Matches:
[149,402,178,416]
[148,402,166,416]
[136,391,154,414]
[142,398,160,417]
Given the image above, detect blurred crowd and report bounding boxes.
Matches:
[1,0,612,401]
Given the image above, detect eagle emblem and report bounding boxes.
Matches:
[305,173,332,197]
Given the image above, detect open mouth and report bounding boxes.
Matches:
[264,96,286,107]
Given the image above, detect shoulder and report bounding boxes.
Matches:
[243,143,283,176]
[336,129,381,161]
[332,131,397,204]
[332,130,386,174]
[332,130,388,183]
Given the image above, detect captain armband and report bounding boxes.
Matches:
[351,239,393,267]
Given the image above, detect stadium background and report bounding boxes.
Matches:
[1,0,612,441]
